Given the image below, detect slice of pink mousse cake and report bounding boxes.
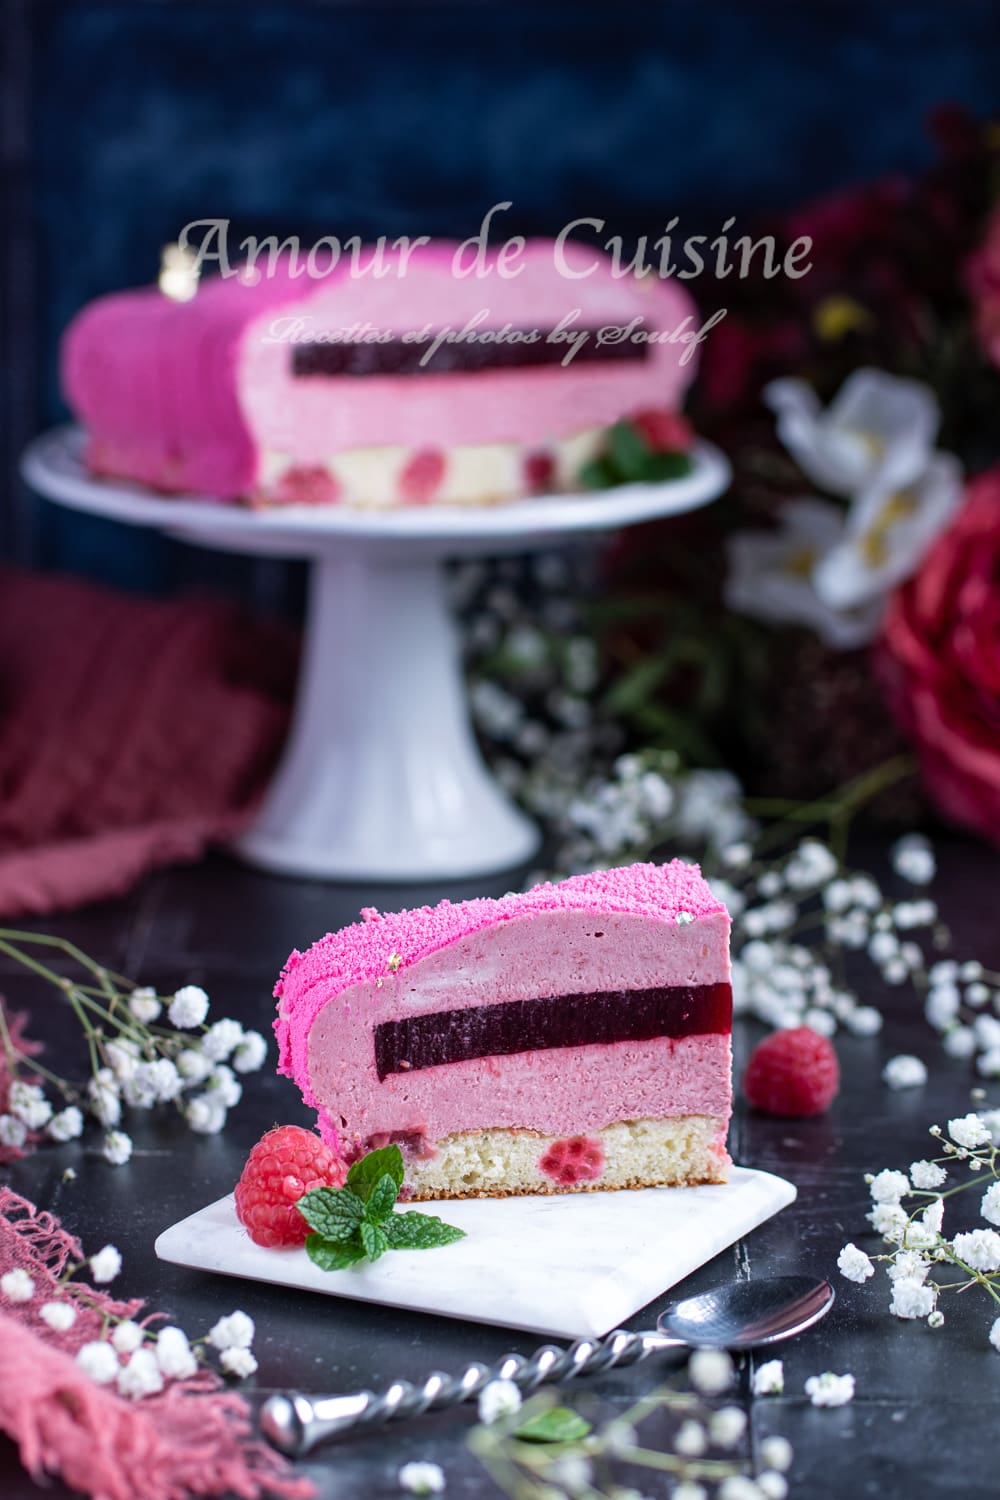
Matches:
[274,862,732,1200]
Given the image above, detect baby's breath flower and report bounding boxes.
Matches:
[718,1477,763,1500]
[112,1320,145,1354]
[0,1114,28,1148]
[752,1358,784,1396]
[709,1406,747,1448]
[201,1019,244,1063]
[176,1048,213,1083]
[232,1030,268,1074]
[888,1251,930,1283]
[185,1095,227,1134]
[845,1005,882,1037]
[209,1065,243,1108]
[952,1229,1000,1272]
[117,1346,164,1399]
[476,1378,522,1425]
[10,1081,52,1130]
[757,1475,788,1500]
[672,1485,708,1500]
[168,985,210,1029]
[688,1347,732,1395]
[76,1340,119,1384]
[759,1435,793,1472]
[220,1346,259,1378]
[837,1243,875,1282]
[980,1183,1000,1226]
[909,1160,947,1190]
[927,1310,945,1329]
[804,1371,855,1407]
[868,1203,908,1242]
[103,1130,133,1166]
[675,1419,707,1456]
[890,1278,937,1319]
[39,1300,76,1331]
[88,1070,121,1127]
[128,988,161,1024]
[398,1461,446,1496]
[882,1055,928,1091]
[207,1310,254,1350]
[156,1326,198,1379]
[948,1114,991,1150]
[89,1245,122,1284]
[47,1106,84,1142]
[990,1317,1000,1352]
[1,1268,34,1303]
[891,834,935,885]
[868,1169,910,1204]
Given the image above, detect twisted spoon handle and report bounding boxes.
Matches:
[260,1327,678,1455]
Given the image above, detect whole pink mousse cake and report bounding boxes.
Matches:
[61,241,697,509]
[274,861,732,1200]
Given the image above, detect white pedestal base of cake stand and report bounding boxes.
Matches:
[22,427,729,881]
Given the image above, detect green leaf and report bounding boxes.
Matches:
[578,455,617,491]
[513,1407,592,1444]
[365,1172,400,1224]
[607,420,652,480]
[347,1145,405,1204]
[360,1221,389,1262]
[603,657,668,717]
[645,449,693,481]
[383,1212,467,1250]
[305,1233,367,1271]
[297,1186,366,1242]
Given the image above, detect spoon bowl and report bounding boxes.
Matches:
[657,1274,835,1349]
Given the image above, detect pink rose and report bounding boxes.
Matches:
[966,205,1000,368]
[877,469,1000,842]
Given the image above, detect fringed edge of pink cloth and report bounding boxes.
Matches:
[0,1188,315,1500]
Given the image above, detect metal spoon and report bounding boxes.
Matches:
[260,1274,833,1455]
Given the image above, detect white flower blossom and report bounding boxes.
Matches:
[0,1114,28,1148]
[752,1358,785,1396]
[868,1203,908,1242]
[133,1058,183,1103]
[168,985,210,1029]
[882,1055,928,1091]
[709,1407,747,1448]
[89,1245,122,1284]
[220,1346,259,1378]
[201,1019,244,1063]
[837,1243,875,1282]
[208,1065,242,1108]
[103,1130,134,1166]
[39,1300,76,1331]
[757,1476,789,1500]
[846,1006,883,1037]
[943,1027,976,1060]
[764,369,939,497]
[890,1278,937,1319]
[980,1183,1000,1227]
[476,1378,522,1425]
[888,1252,930,1284]
[10,1081,53,1131]
[924,986,961,1030]
[232,1030,268,1074]
[47,1107,84,1143]
[1,1268,35,1303]
[88,1070,122,1127]
[76,1340,120,1384]
[948,1114,991,1150]
[207,1311,254,1350]
[675,1420,708,1457]
[176,1048,213,1084]
[990,1318,1000,1353]
[719,1480,763,1500]
[760,1435,794,1472]
[952,1229,1000,1272]
[112,1320,145,1354]
[804,1371,855,1407]
[909,1160,947,1190]
[117,1347,164,1399]
[128,988,162,1024]
[688,1347,733,1395]
[156,1326,198,1379]
[869,1169,910,1204]
[398,1461,446,1496]
[105,1040,139,1082]
[892,834,936,885]
[185,1095,227,1135]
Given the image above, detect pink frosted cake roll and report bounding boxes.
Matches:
[61,242,696,508]
[274,862,732,1200]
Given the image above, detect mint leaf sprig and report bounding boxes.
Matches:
[298,1144,465,1270]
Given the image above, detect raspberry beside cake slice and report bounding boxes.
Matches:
[274,862,731,1200]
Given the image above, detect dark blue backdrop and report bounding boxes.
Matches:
[4,0,999,592]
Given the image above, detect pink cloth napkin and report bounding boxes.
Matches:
[0,567,297,917]
[0,1187,314,1500]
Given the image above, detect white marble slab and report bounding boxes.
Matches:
[154,1167,795,1339]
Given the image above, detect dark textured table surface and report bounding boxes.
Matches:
[1,834,998,1500]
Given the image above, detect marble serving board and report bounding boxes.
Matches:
[155,1167,795,1339]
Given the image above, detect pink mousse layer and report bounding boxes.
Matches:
[61,243,697,500]
[274,862,730,1154]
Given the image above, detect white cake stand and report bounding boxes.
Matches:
[22,426,729,881]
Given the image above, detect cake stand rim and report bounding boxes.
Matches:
[22,424,730,557]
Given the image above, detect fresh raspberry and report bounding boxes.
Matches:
[539,1135,605,1187]
[399,449,446,504]
[631,408,694,453]
[743,1027,840,1118]
[271,466,341,507]
[523,450,556,492]
[234,1125,347,1247]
